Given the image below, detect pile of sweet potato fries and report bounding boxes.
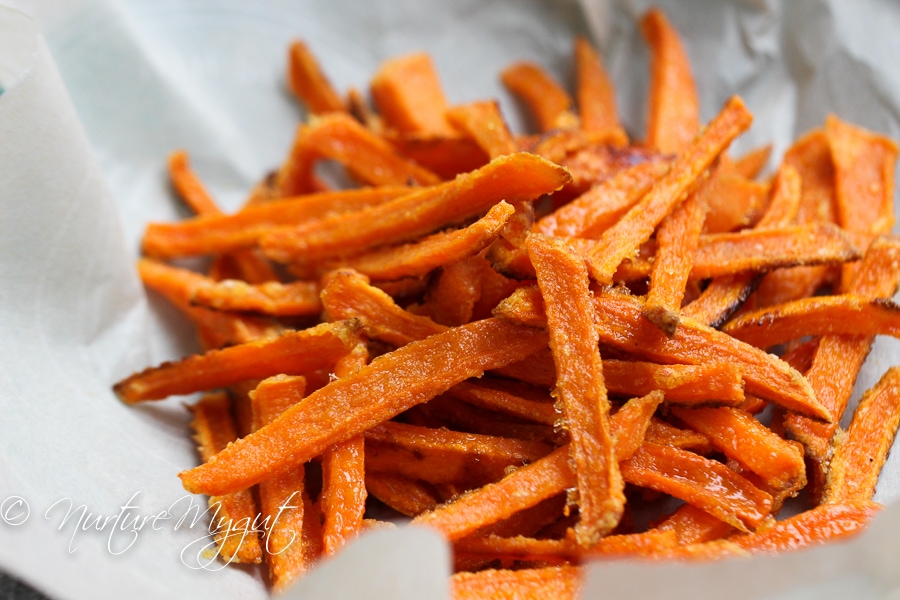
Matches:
[113,7,900,598]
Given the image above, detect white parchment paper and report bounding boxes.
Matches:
[2,1,900,599]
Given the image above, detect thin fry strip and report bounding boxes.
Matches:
[609,391,665,462]
[605,360,745,406]
[447,380,558,426]
[586,96,753,283]
[179,318,549,496]
[251,378,312,590]
[451,566,583,600]
[190,279,321,317]
[528,233,624,546]
[287,40,347,114]
[422,255,484,327]
[320,344,369,557]
[822,367,900,503]
[142,187,410,259]
[370,52,455,136]
[446,100,518,158]
[113,320,360,403]
[278,113,442,195]
[732,144,773,180]
[600,222,860,282]
[669,406,806,494]
[501,62,577,132]
[455,530,677,562]
[643,192,707,335]
[189,392,262,564]
[722,294,900,349]
[645,418,713,453]
[574,36,627,144]
[262,153,571,264]
[653,504,734,545]
[533,160,669,238]
[681,163,801,326]
[619,443,773,532]
[640,7,700,154]
[168,150,221,215]
[364,472,439,517]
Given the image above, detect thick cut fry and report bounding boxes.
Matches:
[604,360,745,406]
[698,170,769,234]
[190,279,321,317]
[722,294,900,349]
[619,443,773,532]
[822,367,900,503]
[640,8,700,154]
[493,287,828,420]
[533,160,669,239]
[278,113,441,195]
[320,344,369,557]
[179,319,549,496]
[586,96,753,283]
[311,201,514,281]
[421,255,484,327]
[574,36,627,144]
[189,392,262,565]
[451,566,582,600]
[287,40,347,114]
[385,133,489,179]
[262,153,570,264]
[643,191,707,335]
[446,100,518,158]
[528,233,624,546]
[669,407,806,494]
[501,62,577,132]
[370,52,455,136]
[142,187,410,259]
[113,320,359,403]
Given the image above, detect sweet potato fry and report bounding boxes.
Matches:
[190,279,321,317]
[385,133,489,179]
[528,233,624,546]
[189,392,262,564]
[574,36,627,145]
[447,379,558,426]
[262,153,570,264]
[493,287,828,420]
[113,320,360,403]
[653,504,733,545]
[167,150,221,215]
[643,191,707,335]
[501,62,577,132]
[619,443,773,532]
[287,40,347,114]
[732,144,773,180]
[697,169,769,234]
[822,367,900,503]
[586,96,753,283]
[451,566,582,600]
[364,472,439,517]
[142,187,410,259]
[446,100,519,159]
[278,113,442,195]
[604,360,745,407]
[722,294,900,349]
[644,418,713,453]
[309,201,514,281]
[454,529,677,562]
[640,8,700,154]
[370,52,455,136]
[421,255,485,327]
[179,318,549,496]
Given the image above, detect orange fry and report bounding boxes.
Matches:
[619,443,773,532]
[447,379,558,426]
[364,472,439,517]
[697,169,769,234]
[653,504,734,545]
[113,320,359,403]
[501,61,577,132]
[179,318,549,496]
[167,150,221,215]
[528,233,624,546]
[189,392,262,564]
[451,566,582,600]
[287,40,347,114]
[822,366,900,503]
[574,36,627,144]
[640,8,700,154]
[370,52,455,136]
[446,100,518,158]
[722,294,900,349]
[732,144,773,180]
[604,360,745,407]
[190,279,321,317]
[278,113,441,195]
[262,153,570,264]
[586,96,753,283]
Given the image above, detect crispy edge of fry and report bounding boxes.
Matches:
[446,100,519,159]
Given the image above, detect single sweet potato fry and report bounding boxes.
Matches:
[604,360,745,407]
[190,279,321,317]
[822,366,900,503]
[644,418,713,453]
[455,530,676,562]
[640,8,700,154]
[574,36,627,145]
[370,52,455,136]
[698,170,769,234]
[179,318,549,496]
[586,96,753,283]
[451,566,583,600]
[364,472,439,517]
[528,233,625,546]
[501,61,577,132]
[653,504,734,545]
[113,320,360,403]
[287,40,347,114]
[189,392,263,565]
[732,144,773,180]
[446,100,519,158]
[447,379,558,426]
[262,153,570,264]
